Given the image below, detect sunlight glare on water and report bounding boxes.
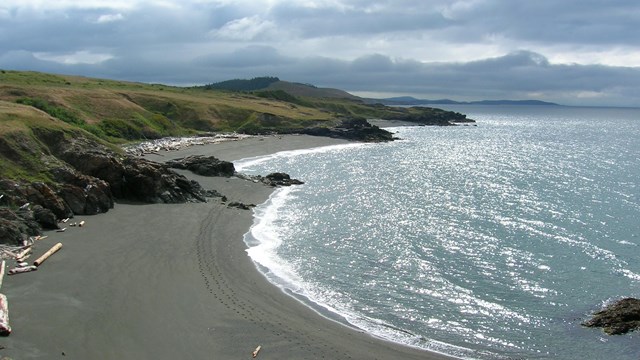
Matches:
[241,106,640,359]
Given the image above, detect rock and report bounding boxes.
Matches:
[33,128,208,204]
[84,182,114,214]
[0,207,40,245]
[0,129,219,243]
[32,205,59,229]
[235,172,305,187]
[31,182,72,219]
[0,217,25,245]
[583,298,640,335]
[166,155,236,177]
[0,180,73,220]
[50,166,114,215]
[57,184,86,215]
[116,157,207,203]
[14,208,41,237]
[227,202,255,210]
[204,189,224,198]
[301,117,395,142]
[263,172,304,186]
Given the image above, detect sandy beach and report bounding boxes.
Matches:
[2,134,455,359]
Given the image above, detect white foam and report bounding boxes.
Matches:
[235,143,367,172]
[618,240,637,246]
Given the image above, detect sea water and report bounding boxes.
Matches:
[238,105,640,359]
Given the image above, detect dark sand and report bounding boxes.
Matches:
[2,135,455,359]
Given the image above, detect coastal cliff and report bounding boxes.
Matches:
[0,129,210,244]
[0,70,474,244]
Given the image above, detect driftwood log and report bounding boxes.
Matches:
[0,261,4,290]
[34,242,63,267]
[8,265,37,275]
[252,345,262,358]
[15,247,32,262]
[0,294,11,336]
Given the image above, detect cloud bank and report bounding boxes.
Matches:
[1,0,638,106]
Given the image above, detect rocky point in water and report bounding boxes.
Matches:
[582,298,640,335]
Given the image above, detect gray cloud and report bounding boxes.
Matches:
[0,0,638,106]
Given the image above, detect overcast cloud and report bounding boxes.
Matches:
[0,0,638,106]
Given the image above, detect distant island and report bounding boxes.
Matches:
[374,96,559,106]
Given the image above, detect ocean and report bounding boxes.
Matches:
[236,105,640,359]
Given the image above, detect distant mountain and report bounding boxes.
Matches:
[376,96,559,106]
[202,76,280,91]
[265,81,361,100]
[202,76,360,100]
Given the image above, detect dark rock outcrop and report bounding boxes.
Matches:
[32,205,59,230]
[0,217,25,245]
[379,106,475,125]
[583,298,640,335]
[166,155,236,177]
[236,172,305,187]
[163,155,304,188]
[0,180,73,220]
[227,201,256,210]
[301,118,395,142]
[33,128,209,204]
[116,157,207,203]
[0,128,221,244]
[50,166,114,215]
[263,172,304,186]
[0,207,41,245]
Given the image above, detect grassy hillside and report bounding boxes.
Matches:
[0,70,471,182]
[0,71,337,142]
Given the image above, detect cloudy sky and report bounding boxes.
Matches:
[1,0,639,106]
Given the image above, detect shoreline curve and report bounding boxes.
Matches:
[2,134,457,359]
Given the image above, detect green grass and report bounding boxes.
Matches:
[16,97,86,126]
[0,70,467,181]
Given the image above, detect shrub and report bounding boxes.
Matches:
[16,98,86,126]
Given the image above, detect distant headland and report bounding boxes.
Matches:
[374,96,559,106]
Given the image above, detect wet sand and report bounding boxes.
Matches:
[2,134,455,359]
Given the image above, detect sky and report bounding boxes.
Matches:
[0,0,639,107]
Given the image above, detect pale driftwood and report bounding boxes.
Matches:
[0,261,5,290]
[252,345,262,358]
[14,247,31,261]
[17,254,31,263]
[34,243,63,267]
[0,294,11,336]
[8,265,37,275]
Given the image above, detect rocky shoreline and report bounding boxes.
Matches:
[0,129,312,246]
[0,116,457,249]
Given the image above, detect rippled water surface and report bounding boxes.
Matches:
[238,106,640,359]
